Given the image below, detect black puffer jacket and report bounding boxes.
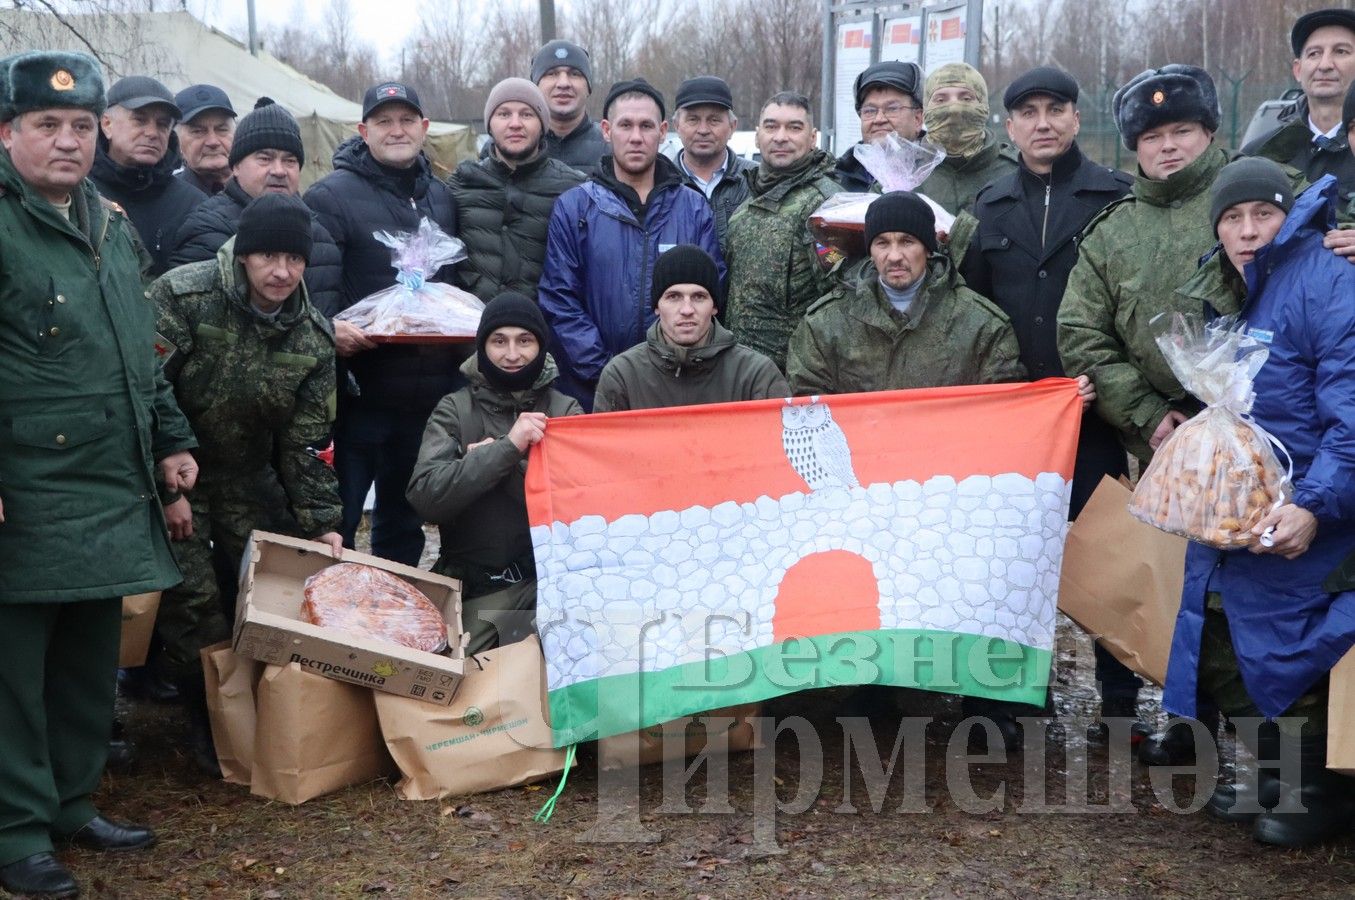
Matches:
[447,151,585,302]
[167,179,344,316]
[91,132,206,276]
[303,136,463,414]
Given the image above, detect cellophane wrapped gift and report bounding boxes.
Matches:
[334,218,483,340]
[303,562,450,653]
[809,134,952,266]
[1129,313,1291,549]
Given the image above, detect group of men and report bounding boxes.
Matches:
[3,5,1355,896]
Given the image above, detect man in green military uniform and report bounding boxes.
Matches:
[787,191,1026,395]
[916,64,1019,216]
[724,90,842,372]
[0,51,199,898]
[151,193,343,772]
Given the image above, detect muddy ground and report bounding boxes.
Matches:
[78,528,1355,899]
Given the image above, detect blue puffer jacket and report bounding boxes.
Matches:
[1164,176,1355,720]
[537,154,724,407]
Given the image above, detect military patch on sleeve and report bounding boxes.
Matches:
[814,241,844,272]
[153,332,177,367]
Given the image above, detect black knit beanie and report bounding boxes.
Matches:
[229,97,305,168]
[476,292,549,392]
[1209,157,1295,236]
[864,191,937,253]
[604,77,666,121]
[650,244,721,309]
[235,193,313,262]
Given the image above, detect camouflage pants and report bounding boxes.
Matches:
[157,473,300,682]
[1199,593,1327,738]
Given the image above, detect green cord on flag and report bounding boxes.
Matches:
[532,744,577,823]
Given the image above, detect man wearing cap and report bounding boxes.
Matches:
[92,75,206,276]
[961,67,1145,750]
[449,78,584,303]
[832,61,926,192]
[151,192,344,774]
[787,191,1025,395]
[169,98,342,317]
[407,293,581,655]
[672,76,756,249]
[0,51,199,898]
[538,78,722,410]
[531,39,607,170]
[915,63,1018,216]
[593,245,787,412]
[304,81,460,566]
[1168,160,1355,848]
[174,83,235,196]
[724,91,841,373]
[1244,9,1355,207]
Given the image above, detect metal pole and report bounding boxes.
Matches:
[246,0,258,56]
[539,0,556,43]
[820,0,834,148]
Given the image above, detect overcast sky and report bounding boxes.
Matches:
[195,0,426,65]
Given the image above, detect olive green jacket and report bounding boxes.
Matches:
[787,256,1027,395]
[0,148,196,603]
[724,149,843,371]
[916,132,1019,215]
[1056,145,1300,463]
[593,320,789,412]
[150,240,341,536]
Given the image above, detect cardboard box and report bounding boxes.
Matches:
[119,592,161,668]
[232,531,466,705]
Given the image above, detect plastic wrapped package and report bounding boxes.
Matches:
[334,218,483,342]
[1129,313,1292,549]
[809,134,953,266]
[303,562,450,653]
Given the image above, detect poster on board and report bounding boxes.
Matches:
[880,15,923,66]
[833,20,872,151]
[923,2,967,73]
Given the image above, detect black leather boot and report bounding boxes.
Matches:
[0,852,79,897]
[106,716,135,770]
[66,816,156,852]
[1138,711,1219,766]
[1253,734,1355,848]
[1207,721,1281,824]
[178,676,222,778]
[1088,694,1151,745]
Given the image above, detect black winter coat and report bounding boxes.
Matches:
[447,151,585,302]
[676,149,757,251]
[91,132,206,276]
[303,136,464,415]
[545,115,607,172]
[830,145,874,193]
[1243,95,1355,209]
[167,179,344,316]
[961,143,1133,516]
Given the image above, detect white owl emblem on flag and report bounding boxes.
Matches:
[781,396,860,491]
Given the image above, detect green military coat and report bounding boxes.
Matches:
[0,148,195,603]
[150,241,341,537]
[1056,145,1300,463]
[724,149,843,371]
[786,256,1027,395]
[916,132,1019,215]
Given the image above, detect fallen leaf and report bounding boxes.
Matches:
[507,841,525,852]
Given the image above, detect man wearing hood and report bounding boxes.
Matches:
[1167,161,1355,848]
[150,193,343,774]
[91,75,206,275]
[593,245,787,412]
[831,61,926,193]
[915,63,1018,215]
[538,78,723,410]
[407,294,581,655]
[450,78,584,303]
[303,81,461,567]
[724,91,842,372]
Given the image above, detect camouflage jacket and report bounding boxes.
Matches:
[724,149,843,371]
[916,131,1020,216]
[1056,145,1300,463]
[150,240,341,536]
[786,256,1027,395]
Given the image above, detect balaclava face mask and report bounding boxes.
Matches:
[923,63,990,159]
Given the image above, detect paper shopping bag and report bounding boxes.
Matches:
[598,704,764,771]
[250,662,394,804]
[119,592,161,668]
[1327,649,1355,773]
[201,641,261,786]
[1057,476,1187,686]
[375,635,570,800]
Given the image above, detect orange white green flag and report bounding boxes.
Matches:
[525,380,1082,747]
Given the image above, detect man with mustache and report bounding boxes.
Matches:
[91,75,205,276]
[1244,9,1355,208]
[173,83,235,196]
[672,76,756,250]
[531,39,607,171]
[168,98,342,317]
